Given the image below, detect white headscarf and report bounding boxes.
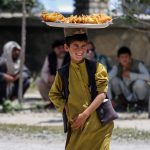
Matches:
[2,41,21,75]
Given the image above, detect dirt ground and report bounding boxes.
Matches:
[0,129,150,150]
[0,110,150,131]
[0,91,150,150]
[0,110,150,150]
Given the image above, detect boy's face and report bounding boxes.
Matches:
[118,53,131,68]
[65,41,87,63]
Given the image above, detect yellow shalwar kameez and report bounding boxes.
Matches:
[49,60,114,150]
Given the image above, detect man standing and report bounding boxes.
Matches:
[109,46,150,111]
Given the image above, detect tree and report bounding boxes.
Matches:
[122,0,150,15]
[0,0,44,13]
[18,0,26,103]
[116,0,150,31]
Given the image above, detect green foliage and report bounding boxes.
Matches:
[139,0,150,3]
[2,100,13,113]
[0,0,44,13]
[121,0,150,27]
[125,0,150,4]
[2,100,22,113]
[122,15,138,25]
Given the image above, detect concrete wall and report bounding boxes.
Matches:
[0,17,150,74]
[88,27,150,67]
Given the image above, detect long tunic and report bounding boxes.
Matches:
[49,60,114,150]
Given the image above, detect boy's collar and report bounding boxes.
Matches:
[71,59,85,67]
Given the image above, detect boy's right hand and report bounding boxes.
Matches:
[4,74,15,83]
[71,112,89,130]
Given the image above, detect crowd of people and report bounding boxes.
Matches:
[0,40,150,112]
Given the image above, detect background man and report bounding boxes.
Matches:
[37,40,70,107]
[108,46,150,111]
[0,41,31,104]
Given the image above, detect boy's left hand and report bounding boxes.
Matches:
[71,112,89,130]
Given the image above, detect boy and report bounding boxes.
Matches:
[49,28,114,150]
[108,46,150,111]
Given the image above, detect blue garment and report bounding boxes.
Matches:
[95,53,111,72]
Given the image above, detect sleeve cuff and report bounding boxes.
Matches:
[56,103,65,112]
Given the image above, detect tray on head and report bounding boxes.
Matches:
[44,21,113,29]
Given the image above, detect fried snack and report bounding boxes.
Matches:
[41,12,65,22]
[41,12,112,24]
[91,13,112,23]
[63,15,78,23]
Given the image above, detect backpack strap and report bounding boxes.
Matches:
[48,52,57,75]
[58,59,97,101]
[58,63,70,102]
[58,63,70,133]
[85,59,98,101]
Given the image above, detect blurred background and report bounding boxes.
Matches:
[0,0,150,74]
[0,1,150,150]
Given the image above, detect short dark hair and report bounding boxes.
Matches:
[117,46,131,57]
[65,33,88,46]
[52,40,64,49]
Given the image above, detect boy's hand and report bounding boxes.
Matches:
[71,112,89,130]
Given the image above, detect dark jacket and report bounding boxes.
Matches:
[48,52,70,75]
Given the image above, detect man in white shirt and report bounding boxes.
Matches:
[108,46,150,111]
[0,41,31,104]
[37,40,70,106]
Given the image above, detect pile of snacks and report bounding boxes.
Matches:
[41,12,112,24]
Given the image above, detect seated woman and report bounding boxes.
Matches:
[0,41,31,104]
